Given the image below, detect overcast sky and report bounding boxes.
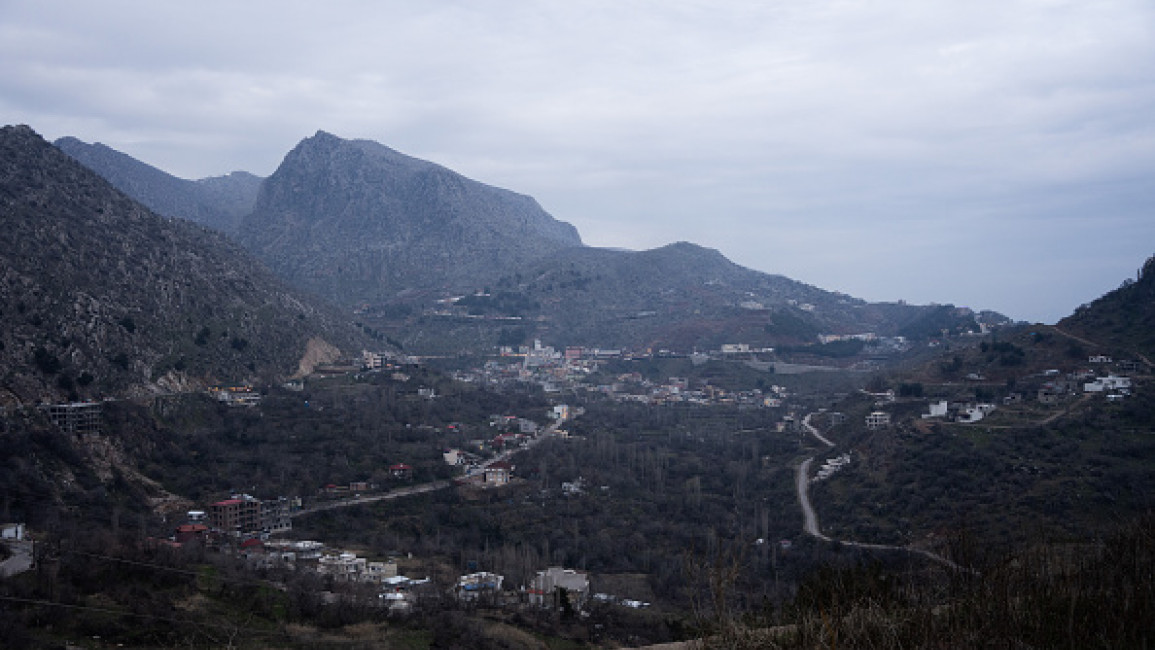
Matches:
[3,1,1153,323]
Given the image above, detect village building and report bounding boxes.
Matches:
[528,567,590,609]
[484,461,512,486]
[455,571,504,601]
[865,411,891,430]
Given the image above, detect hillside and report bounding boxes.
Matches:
[1059,254,1155,362]
[54,136,262,234]
[0,125,366,405]
[370,242,1004,353]
[804,255,1155,552]
[237,130,583,303]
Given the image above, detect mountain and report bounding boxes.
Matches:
[236,131,583,303]
[54,136,261,233]
[59,131,1006,353]
[0,125,365,405]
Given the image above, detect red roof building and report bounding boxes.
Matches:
[484,461,512,486]
[175,523,208,544]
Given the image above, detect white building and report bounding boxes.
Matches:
[865,411,891,430]
[1085,375,1131,393]
[922,401,949,419]
[957,403,996,423]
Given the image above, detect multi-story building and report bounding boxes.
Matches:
[43,401,102,435]
[208,497,261,535]
[208,495,292,536]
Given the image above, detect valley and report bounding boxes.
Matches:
[1,123,1152,648]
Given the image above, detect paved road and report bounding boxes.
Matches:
[293,480,453,518]
[802,413,834,448]
[796,414,972,572]
[292,423,557,519]
[0,540,33,578]
[796,458,828,541]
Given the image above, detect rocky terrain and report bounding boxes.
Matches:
[237,131,583,303]
[0,125,366,405]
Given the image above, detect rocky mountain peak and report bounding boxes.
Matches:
[238,131,582,303]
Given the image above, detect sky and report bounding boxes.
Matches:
[3,1,1153,324]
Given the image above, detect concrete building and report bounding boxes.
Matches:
[865,411,891,430]
[43,401,102,435]
[484,461,512,486]
[528,567,590,609]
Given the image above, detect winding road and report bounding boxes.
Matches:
[796,414,972,572]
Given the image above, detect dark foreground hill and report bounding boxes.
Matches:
[0,125,365,405]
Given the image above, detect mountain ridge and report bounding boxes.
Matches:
[54,136,262,234]
[54,130,1010,353]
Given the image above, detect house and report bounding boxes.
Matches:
[390,463,413,479]
[922,401,949,419]
[484,461,512,486]
[362,350,385,369]
[174,523,208,544]
[366,560,398,582]
[550,404,571,421]
[318,551,367,579]
[957,403,996,423]
[455,571,504,601]
[865,411,891,430]
[1085,375,1132,393]
[528,567,590,609]
[1,523,25,540]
